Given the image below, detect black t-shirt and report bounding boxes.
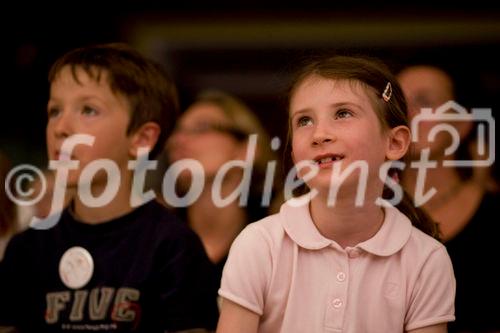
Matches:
[0,200,219,332]
[445,191,500,332]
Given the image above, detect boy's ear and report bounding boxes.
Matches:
[386,125,411,161]
[129,122,161,158]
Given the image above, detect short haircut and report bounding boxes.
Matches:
[48,43,179,157]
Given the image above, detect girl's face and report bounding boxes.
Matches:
[167,102,246,180]
[290,76,393,194]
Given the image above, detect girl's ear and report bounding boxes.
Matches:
[386,125,411,161]
[129,122,161,158]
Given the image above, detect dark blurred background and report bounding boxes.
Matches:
[2,3,499,172]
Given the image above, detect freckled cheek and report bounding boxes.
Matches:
[45,134,54,148]
[290,138,305,161]
[296,165,318,182]
[45,125,56,142]
[76,142,120,163]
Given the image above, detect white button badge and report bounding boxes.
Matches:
[59,246,94,289]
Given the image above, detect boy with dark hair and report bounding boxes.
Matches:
[0,43,218,332]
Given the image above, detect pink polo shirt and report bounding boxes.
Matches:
[219,198,455,332]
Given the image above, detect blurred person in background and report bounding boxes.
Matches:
[398,64,499,333]
[166,90,280,284]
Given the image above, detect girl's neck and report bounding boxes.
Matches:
[309,190,385,249]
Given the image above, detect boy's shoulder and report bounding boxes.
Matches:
[6,200,196,254]
[130,199,191,232]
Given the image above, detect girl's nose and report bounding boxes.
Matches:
[312,123,335,146]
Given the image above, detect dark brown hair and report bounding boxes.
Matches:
[286,55,440,240]
[48,43,179,157]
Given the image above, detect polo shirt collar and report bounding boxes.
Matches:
[280,196,331,250]
[280,196,413,256]
[356,204,412,256]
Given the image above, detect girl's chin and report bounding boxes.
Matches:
[304,181,336,195]
[306,175,362,193]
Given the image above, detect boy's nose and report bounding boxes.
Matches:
[52,112,73,138]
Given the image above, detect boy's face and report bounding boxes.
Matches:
[46,66,133,188]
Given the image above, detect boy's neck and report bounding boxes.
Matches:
[71,176,135,224]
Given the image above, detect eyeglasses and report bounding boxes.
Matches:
[173,122,248,141]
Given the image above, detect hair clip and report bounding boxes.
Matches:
[382,82,392,102]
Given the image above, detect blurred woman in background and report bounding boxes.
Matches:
[166,90,280,282]
[398,65,499,333]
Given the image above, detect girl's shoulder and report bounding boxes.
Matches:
[236,211,287,250]
[393,206,445,252]
[399,212,450,267]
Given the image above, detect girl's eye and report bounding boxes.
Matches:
[297,116,313,127]
[47,107,60,118]
[336,109,353,119]
[82,106,98,116]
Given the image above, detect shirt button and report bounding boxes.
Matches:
[336,272,346,282]
[332,298,343,308]
[348,248,361,258]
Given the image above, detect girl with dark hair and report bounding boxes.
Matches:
[217,56,455,333]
